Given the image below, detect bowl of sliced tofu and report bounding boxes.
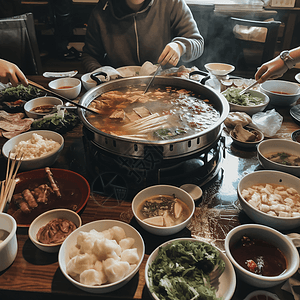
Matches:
[132,185,195,236]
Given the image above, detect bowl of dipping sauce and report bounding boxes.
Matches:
[24,96,63,119]
[260,80,300,106]
[0,213,17,271]
[48,77,81,99]
[225,224,299,288]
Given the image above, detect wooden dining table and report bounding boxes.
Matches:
[0,74,300,300]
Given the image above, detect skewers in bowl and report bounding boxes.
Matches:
[0,152,23,212]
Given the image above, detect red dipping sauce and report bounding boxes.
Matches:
[230,236,287,276]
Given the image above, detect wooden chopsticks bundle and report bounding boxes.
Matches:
[0,152,23,212]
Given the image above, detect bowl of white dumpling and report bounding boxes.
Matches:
[58,219,145,293]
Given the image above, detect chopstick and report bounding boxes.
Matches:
[27,79,100,115]
[0,152,23,212]
[143,62,163,94]
[239,80,260,96]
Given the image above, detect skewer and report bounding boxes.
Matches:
[45,167,61,197]
[0,152,23,212]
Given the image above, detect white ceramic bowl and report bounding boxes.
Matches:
[223,89,269,115]
[48,77,81,99]
[58,219,145,293]
[24,96,63,119]
[225,224,299,288]
[260,80,300,106]
[2,130,64,171]
[204,63,235,76]
[0,213,17,271]
[244,290,280,300]
[145,238,236,300]
[230,126,264,148]
[257,139,300,177]
[29,209,82,253]
[132,185,195,236]
[237,170,300,230]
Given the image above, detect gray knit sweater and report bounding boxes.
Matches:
[82,0,204,72]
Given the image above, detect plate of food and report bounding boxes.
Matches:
[7,168,90,227]
[145,238,236,300]
[0,84,46,113]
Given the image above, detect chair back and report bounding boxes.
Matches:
[231,17,281,75]
[0,13,43,75]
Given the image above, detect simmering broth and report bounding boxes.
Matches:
[87,85,220,141]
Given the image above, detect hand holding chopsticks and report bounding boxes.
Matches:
[0,152,23,212]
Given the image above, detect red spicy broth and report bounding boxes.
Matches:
[86,85,220,141]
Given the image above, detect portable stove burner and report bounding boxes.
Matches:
[84,132,225,201]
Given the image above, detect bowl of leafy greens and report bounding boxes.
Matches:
[145,238,236,300]
[222,87,269,116]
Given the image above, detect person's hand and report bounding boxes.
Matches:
[255,56,288,83]
[0,59,28,87]
[158,42,183,67]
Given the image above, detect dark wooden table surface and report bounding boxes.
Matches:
[0,75,300,300]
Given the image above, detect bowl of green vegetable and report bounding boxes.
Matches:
[145,238,236,300]
[222,87,269,115]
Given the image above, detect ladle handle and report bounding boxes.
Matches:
[189,70,210,84]
[90,71,108,85]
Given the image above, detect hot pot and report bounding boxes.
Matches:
[78,76,229,160]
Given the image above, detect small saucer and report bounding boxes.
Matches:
[204,63,235,76]
[180,184,202,201]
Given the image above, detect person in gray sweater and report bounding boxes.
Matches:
[82,0,204,72]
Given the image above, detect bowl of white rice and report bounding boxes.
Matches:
[2,130,64,171]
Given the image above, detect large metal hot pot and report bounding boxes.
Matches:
[78,76,229,160]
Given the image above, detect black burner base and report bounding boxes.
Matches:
[83,133,225,201]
